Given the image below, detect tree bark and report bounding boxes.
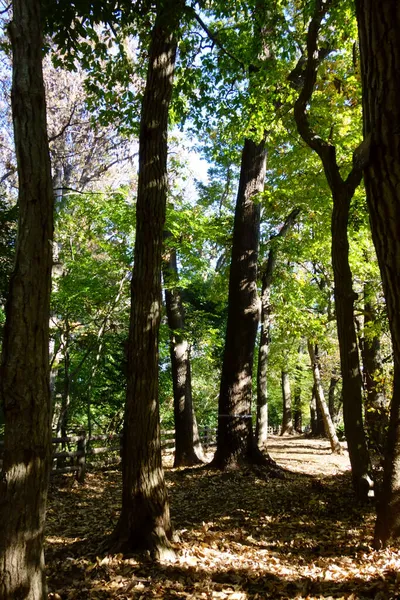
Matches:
[0,0,54,597]
[360,284,388,452]
[292,0,371,499]
[163,242,205,467]
[109,0,184,558]
[280,371,294,435]
[308,343,342,454]
[210,137,267,469]
[355,0,400,545]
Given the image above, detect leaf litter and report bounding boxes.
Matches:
[46,436,400,599]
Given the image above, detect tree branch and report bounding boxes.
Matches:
[189,6,246,71]
[292,0,364,196]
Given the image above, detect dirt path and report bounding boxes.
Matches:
[46,436,399,600]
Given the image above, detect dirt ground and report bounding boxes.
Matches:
[46,436,400,600]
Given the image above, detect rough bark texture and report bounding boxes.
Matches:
[355,0,400,545]
[308,344,342,455]
[256,209,300,447]
[163,243,204,467]
[361,285,388,452]
[211,137,267,469]
[280,371,294,435]
[292,0,371,499]
[0,0,54,597]
[110,0,184,558]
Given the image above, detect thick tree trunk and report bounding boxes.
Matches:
[308,343,342,454]
[109,0,184,558]
[211,137,267,469]
[331,188,371,495]
[374,365,400,548]
[0,0,54,597]
[163,244,205,467]
[361,284,388,452]
[280,371,293,435]
[355,0,400,546]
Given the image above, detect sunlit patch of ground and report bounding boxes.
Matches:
[46,436,400,599]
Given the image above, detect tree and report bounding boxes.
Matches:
[211,136,267,468]
[280,370,294,435]
[256,208,300,446]
[0,0,54,596]
[308,342,342,454]
[109,0,185,557]
[162,237,204,466]
[292,0,372,499]
[355,0,400,547]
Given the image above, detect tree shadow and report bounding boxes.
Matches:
[45,453,385,599]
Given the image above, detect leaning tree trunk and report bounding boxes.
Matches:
[210,136,268,469]
[280,371,294,435]
[163,243,205,467]
[355,0,400,547]
[0,0,54,597]
[308,343,342,455]
[109,0,184,559]
[292,0,371,499]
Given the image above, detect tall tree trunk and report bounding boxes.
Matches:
[308,343,342,454]
[210,137,267,469]
[331,188,371,492]
[109,0,184,558]
[256,208,300,447]
[0,0,54,597]
[292,0,371,498]
[355,0,400,546]
[280,371,293,435]
[163,243,205,467]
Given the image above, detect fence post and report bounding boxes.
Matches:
[76,430,87,483]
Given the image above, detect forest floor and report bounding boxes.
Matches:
[46,436,400,600]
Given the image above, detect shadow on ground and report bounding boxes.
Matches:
[45,438,399,599]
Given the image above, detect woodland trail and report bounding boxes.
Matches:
[46,436,400,600]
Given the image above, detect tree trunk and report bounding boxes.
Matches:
[163,243,204,467]
[374,365,400,548]
[308,343,342,455]
[0,0,54,597]
[331,188,371,495]
[355,0,400,545]
[361,283,388,452]
[109,0,184,558]
[293,356,303,433]
[256,286,270,447]
[256,208,300,447]
[210,137,267,469]
[280,371,293,435]
[292,0,372,498]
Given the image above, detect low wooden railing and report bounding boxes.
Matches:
[0,424,279,481]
